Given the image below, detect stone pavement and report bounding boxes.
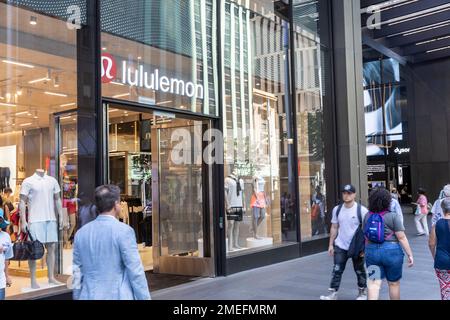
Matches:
[153,207,441,300]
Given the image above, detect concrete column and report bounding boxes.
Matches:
[331,0,368,204]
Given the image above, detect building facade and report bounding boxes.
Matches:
[0,0,366,299]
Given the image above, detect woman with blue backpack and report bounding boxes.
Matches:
[364,187,414,300]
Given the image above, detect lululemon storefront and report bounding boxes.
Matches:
[0,0,335,299]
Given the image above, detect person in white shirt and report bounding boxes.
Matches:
[0,209,13,300]
[320,184,369,300]
[390,197,403,223]
[431,184,450,227]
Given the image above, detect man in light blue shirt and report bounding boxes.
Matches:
[73,185,151,300]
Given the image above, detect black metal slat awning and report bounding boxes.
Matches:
[361,0,450,64]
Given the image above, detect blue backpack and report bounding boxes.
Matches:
[364,212,388,244]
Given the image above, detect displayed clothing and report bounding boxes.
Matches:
[29,221,58,244]
[226,207,243,221]
[252,207,265,219]
[224,175,244,208]
[62,177,77,214]
[250,176,267,208]
[0,168,11,192]
[20,173,61,223]
[120,201,130,225]
[63,199,77,215]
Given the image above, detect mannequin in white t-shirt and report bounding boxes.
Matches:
[19,169,64,289]
[224,168,245,251]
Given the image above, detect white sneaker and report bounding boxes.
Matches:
[320,289,338,300]
[356,287,367,300]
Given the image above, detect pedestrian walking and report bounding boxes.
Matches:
[390,195,403,223]
[414,188,429,236]
[320,184,368,300]
[72,185,151,300]
[391,188,399,201]
[364,188,414,300]
[0,209,12,300]
[428,198,450,300]
[431,184,450,227]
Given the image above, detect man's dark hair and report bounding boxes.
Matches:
[94,185,121,213]
[368,187,392,213]
[3,188,12,194]
[418,188,426,195]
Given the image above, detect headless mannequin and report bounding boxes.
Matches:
[19,169,63,289]
[224,169,244,251]
[251,175,267,239]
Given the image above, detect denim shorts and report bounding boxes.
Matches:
[365,242,405,282]
[0,288,5,300]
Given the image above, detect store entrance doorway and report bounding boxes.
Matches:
[106,102,214,277]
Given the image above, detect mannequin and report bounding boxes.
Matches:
[19,169,64,289]
[224,168,245,251]
[250,174,268,239]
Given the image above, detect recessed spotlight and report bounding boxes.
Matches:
[60,102,76,108]
[29,77,51,84]
[44,91,68,97]
[102,47,107,51]
[0,102,17,107]
[2,59,35,68]
[29,16,37,25]
[138,56,142,60]
[112,93,130,98]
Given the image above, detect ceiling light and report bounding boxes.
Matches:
[29,16,37,25]
[28,77,51,84]
[60,102,76,107]
[60,116,72,120]
[0,102,17,107]
[2,60,35,68]
[0,97,4,100]
[158,100,173,105]
[15,111,29,116]
[102,47,107,51]
[403,21,450,37]
[20,123,32,127]
[45,91,68,97]
[110,81,125,86]
[112,93,130,98]
[137,56,142,60]
[427,45,450,54]
[108,109,118,112]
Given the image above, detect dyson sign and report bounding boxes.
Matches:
[101,53,204,99]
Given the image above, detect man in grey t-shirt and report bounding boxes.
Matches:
[320,185,368,300]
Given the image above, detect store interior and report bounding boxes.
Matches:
[0,2,210,297]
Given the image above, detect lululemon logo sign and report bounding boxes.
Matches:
[101,53,116,83]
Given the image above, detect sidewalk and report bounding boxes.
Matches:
[153,207,441,300]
